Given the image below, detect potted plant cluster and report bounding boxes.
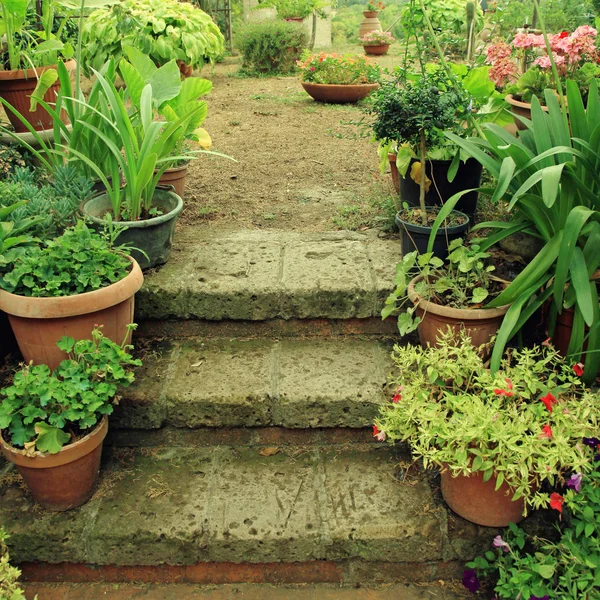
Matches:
[0,325,141,511]
[381,239,511,347]
[375,331,600,527]
[359,1,385,40]
[81,0,225,75]
[360,30,395,55]
[0,221,143,369]
[485,25,600,129]
[296,51,381,103]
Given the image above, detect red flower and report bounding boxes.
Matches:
[372,425,386,441]
[573,362,584,377]
[505,377,513,390]
[542,337,553,347]
[391,393,401,403]
[541,425,553,439]
[540,392,557,412]
[559,31,569,38]
[549,492,564,513]
[494,388,514,397]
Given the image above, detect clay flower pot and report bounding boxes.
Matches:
[157,164,188,199]
[364,43,389,55]
[407,275,511,350]
[441,468,526,527]
[505,94,549,131]
[359,12,382,39]
[0,257,143,370]
[0,60,76,133]
[301,81,379,103]
[0,416,108,511]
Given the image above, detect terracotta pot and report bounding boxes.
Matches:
[359,12,382,38]
[388,152,399,193]
[0,257,143,370]
[505,94,549,131]
[0,416,108,511]
[177,61,193,78]
[364,43,389,55]
[301,81,379,103]
[441,468,526,527]
[0,61,75,133]
[407,275,511,350]
[158,164,188,199]
[284,16,304,21]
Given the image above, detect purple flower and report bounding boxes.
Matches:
[462,568,480,593]
[583,437,600,449]
[566,473,583,492]
[493,535,511,553]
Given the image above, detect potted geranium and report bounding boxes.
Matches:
[0,326,141,511]
[360,30,395,55]
[381,239,511,348]
[375,332,600,527]
[0,221,143,369]
[296,51,380,103]
[364,0,385,17]
[485,25,600,129]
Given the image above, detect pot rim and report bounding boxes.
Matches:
[0,255,143,319]
[407,274,511,319]
[505,93,550,112]
[0,415,108,468]
[395,209,470,235]
[300,81,379,90]
[81,189,184,230]
[0,59,77,82]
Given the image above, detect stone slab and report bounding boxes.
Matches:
[111,336,394,430]
[135,230,398,321]
[0,445,495,568]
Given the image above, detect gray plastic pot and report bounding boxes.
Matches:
[81,188,183,270]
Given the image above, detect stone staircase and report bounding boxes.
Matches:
[0,228,491,597]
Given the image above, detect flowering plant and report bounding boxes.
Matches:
[465,462,600,599]
[486,26,600,102]
[360,30,395,46]
[296,51,380,84]
[375,331,600,513]
[365,1,384,11]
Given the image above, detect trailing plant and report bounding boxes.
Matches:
[237,19,308,74]
[465,461,600,599]
[0,325,141,454]
[375,331,600,513]
[297,51,381,84]
[381,238,502,335]
[81,0,225,73]
[0,221,131,297]
[0,528,28,600]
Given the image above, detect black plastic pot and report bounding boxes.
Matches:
[399,158,483,218]
[81,187,183,270]
[396,210,470,259]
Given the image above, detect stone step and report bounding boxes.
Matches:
[1,443,493,579]
[22,582,469,599]
[135,229,398,322]
[113,334,395,431]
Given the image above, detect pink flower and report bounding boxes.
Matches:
[489,57,518,87]
[512,32,545,49]
[534,54,565,69]
[573,25,598,38]
[372,425,386,441]
[493,535,511,553]
[566,473,583,492]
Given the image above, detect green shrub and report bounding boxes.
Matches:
[236,19,308,74]
[0,529,27,600]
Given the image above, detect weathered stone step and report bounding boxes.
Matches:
[135,229,398,321]
[1,444,492,577]
[114,335,395,430]
[22,582,469,599]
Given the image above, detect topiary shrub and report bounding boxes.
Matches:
[236,20,308,74]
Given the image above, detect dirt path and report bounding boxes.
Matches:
[181,56,398,233]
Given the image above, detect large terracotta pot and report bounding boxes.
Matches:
[364,43,389,55]
[0,61,75,133]
[0,257,143,370]
[158,164,188,199]
[505,94,549,131]
[301,81,379,103]
[0,416,108,511]
[407,275,511,350]
[359,12,381,39]
[441,469,526,527]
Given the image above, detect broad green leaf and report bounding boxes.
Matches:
[541,164,564,208]
[569,246,595,327]
[34,422,71,454]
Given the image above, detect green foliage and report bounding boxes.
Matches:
[445,81,600,383]
[0,196,40,264]
[0,221,131,297]
[0,529,28,600]
[381,239,498,335]
[0,146,27,178]
[81,0,225,73]
[297,50,380,84]
[256,0,327,19]
[376,332,600,512]
[0,325,141,453]
[236,19,308,74]
[469,469,600,599]
[2,166,93,240]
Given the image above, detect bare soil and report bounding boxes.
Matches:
[182,55,399,233]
